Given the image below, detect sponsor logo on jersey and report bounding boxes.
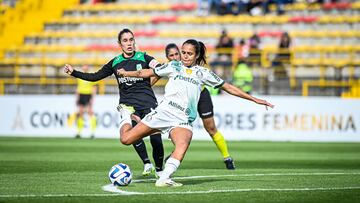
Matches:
[168,101,185,112]
[179,122,193,127]
[209,70,222,82]
[196,69,203,78]
[168,101,192,116]
[118,77,144,85]
[136,64,142,70]
[173,75,200,86]
[155,64,168,72]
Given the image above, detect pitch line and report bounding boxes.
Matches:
[102,185,360,196]
[132,172,360,183]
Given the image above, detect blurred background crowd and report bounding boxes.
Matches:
[0,0,359,97]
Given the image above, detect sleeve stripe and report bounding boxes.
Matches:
[214,80,225,89]
[153,68,159,77]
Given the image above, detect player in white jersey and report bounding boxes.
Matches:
[164,43,235,170]
[117,39,274,187]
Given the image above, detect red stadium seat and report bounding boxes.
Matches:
[151,16,178,24]
[170,3,197,11]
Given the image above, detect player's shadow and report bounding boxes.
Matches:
[182,159,360,170]
[175,177,265,186]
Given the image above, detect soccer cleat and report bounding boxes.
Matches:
[224,157,235,170]
[155,178,183,187]
[142,163,155,176]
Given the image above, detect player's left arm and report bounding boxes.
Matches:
[202,68,274,109]
[221,82,274,109]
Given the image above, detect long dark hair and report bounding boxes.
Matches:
[165,43,179,58]
[118,28,134,43]
[182,39,207,66]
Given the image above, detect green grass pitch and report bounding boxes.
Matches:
[0,137,360,203]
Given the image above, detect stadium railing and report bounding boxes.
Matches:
[302,79,360,97]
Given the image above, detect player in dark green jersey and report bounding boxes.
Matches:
[64,28,164,176]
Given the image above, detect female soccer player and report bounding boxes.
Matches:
[64,28,164,176]
[117,39,274,187]
[164,43,235,169]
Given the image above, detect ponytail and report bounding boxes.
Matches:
[182,39,207,66]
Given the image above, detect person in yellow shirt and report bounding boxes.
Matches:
[75,65,97,138]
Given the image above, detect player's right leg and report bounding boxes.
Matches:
[150,133,164,173]
[203,117,235,170]
[76,105,84,138]
[117,104,156,175]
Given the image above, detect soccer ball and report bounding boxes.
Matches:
[108,163,132,186]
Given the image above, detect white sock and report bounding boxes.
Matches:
[159,157,180,181]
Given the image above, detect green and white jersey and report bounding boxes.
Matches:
[153,61,224,123]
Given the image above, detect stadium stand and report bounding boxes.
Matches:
[0,0,359,97]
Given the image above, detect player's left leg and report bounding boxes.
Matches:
[76,105,85,138]
[87,103,96,139]
[202,117,235,170]
[156,127,192,187]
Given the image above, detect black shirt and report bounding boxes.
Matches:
[71,51,159,110]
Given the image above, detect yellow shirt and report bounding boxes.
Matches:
[77,79,97,95]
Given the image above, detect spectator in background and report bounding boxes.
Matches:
[263,0,294,15]
[198,0,212,16]
[74,65,97,139]
[272,31,291,79]
[247,33,261,67]
[233,60,253,94]
[212,29,234,81]
[237,38,249,62]
[247,0,264,15]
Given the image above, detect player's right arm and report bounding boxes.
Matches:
[64,63,113,82]
[117,68,155,78]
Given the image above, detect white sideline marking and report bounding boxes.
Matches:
[132,172,360,183]
[102,185,360,196]
[1,172,360,198]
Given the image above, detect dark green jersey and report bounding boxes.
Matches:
[71,51,159,110]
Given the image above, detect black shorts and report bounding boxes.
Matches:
[197,88,214,119]
[77,94,92,106]
[133,108,152,120]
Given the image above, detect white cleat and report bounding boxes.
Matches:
[155,178,183,187]
[142,163,155,176]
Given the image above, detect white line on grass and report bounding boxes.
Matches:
[1,172,360,198]
[102,185,360,196]
[132,172,360,183]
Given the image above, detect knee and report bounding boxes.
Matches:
[120,134,132,145]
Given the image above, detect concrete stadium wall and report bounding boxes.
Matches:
[0,95,359,142]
